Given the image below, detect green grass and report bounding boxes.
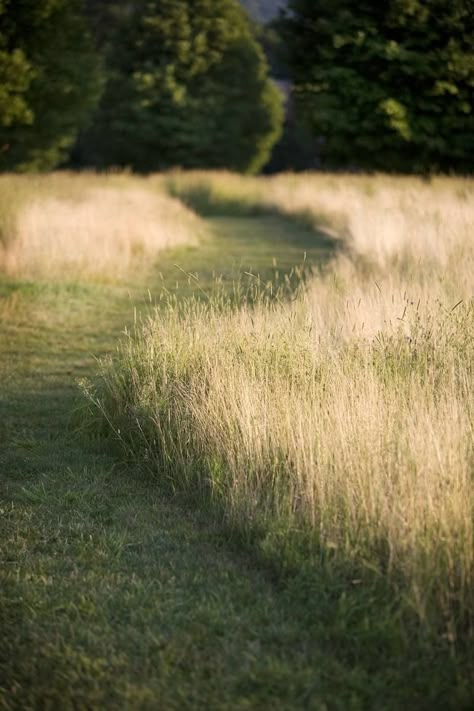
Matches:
[152,214,335,302]
[1,196,472,709]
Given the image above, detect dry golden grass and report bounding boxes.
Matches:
[0,173,202,280]
[88,172,474,640]
[267,174,473,275]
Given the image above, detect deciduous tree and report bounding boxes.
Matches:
[282,0,474,172]
[81,0,283,173]
[0,0,102,171]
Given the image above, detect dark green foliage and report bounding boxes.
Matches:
[0,2,33,131]
[0,0,102,171]
[257,22,289,78]
[81,0,283,173]
[265,118,322,172]
[282,0,474,172]
[83,0,134,50]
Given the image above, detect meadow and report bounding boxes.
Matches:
[1,171,473,709]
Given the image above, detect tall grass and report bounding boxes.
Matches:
[0,173,203,281]
[165,170,473,277]
[85,173,474,644]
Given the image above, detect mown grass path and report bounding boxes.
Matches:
[0,216,467,709]
[0,218,338,711]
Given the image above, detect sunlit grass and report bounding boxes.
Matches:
[0,173,203,281]
[86,172,474,644]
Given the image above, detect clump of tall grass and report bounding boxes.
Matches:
[266,174,474,274]
[85,282,473,638]
[83,174,474,642]
[0,173,203,281]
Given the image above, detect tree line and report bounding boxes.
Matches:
[0,0,472,174]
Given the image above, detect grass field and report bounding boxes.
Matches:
[1,172,473,709]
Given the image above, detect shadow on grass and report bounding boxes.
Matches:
[166,179,269,218]
[165,173,342,237]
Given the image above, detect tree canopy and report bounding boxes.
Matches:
[282,0,474,172]
[0,0,102,171]
[2,0,471,174]
[80,0,283,173]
